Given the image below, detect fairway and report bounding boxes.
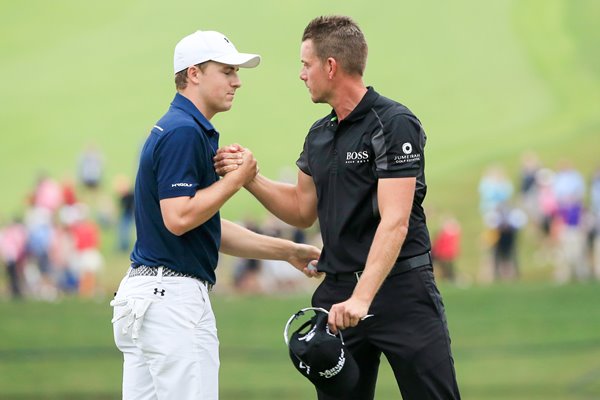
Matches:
[1,283,600,399]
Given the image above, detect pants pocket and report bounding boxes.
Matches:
[416,266,447,321]
[111,297,154,340]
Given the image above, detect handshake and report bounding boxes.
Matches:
[213,143,258,188]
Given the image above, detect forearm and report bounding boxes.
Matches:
[220,219,295,260]
[161,177,242,236]
[245,174,313,228]
[326,177,415,333]
[352,220,408,304]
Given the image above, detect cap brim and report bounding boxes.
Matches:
[212,53,261,68]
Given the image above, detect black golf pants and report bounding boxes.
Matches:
[312,265,461,400]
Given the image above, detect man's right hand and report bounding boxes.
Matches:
[222,148,258,188]
[214,144,244,176]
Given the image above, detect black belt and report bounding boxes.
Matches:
[326,252,432,283]
[129,265,214,291]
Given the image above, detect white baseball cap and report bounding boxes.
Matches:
[173,30,261,74]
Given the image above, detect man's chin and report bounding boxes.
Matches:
[310,95,324,104]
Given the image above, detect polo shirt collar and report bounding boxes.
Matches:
[331,86,379,124]
[171,93,217,135]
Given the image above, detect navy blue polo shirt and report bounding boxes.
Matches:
[297,87,431,274]
[130,93,221,284]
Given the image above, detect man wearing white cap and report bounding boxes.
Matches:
[111,30,321,400]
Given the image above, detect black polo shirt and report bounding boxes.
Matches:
[297,87,431,274]
[130,93,221,284]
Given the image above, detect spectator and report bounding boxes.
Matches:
[535,168,559,239]
[590,168,600,279]
[553,161,587,282]
[24,207,57,301]
[69,205,103,298]
[0,218,27,299]
[113,175,135,252]
[432,216,461,282]
[478,165,514,282]
[48,222,79,295]
[232,257,262,293]
[487,206,527,280]
[32,173,63,212]
[478,165,514,217]
[61,176,78,207]
[518,151,541,218]
[77,143,104,190]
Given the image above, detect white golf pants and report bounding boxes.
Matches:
[111,268,219,400]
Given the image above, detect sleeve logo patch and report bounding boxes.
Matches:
[395,143,421,164]
[171,182,193,188]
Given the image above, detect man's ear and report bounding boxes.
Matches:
[187,65,202,84]
[326,57,337,80]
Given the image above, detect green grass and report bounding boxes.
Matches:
[1,283,600,399]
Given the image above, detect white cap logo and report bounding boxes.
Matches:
[402,142,412,154]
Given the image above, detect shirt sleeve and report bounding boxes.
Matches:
[154,126,206,199]
[372,114,425,178]
[296,135,312,176]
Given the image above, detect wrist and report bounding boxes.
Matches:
[282,240,297,262]
[352,282,376,305]
[244,176,256,193]
[244,173,260,192]
[222,173,244,192]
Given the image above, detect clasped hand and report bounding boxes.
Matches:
[213,144,258,186]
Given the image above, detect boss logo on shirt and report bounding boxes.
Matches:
[346,151,369,164]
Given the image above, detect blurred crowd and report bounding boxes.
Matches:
[476,152,600,284]
[3,147,599,300]
[0,145,135,301]
[0,148,320,300]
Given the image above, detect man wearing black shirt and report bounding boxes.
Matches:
[216,16,460,400]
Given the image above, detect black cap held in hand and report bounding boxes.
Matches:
[286,309,359,396]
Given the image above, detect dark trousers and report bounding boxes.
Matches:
[312,265,460,400]
[6,261,22,299]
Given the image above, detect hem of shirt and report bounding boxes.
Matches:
[376,169,419,178]
[296,163,312,177]
[159,187,198,199]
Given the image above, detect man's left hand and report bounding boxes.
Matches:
[328,297,371,334]
[288,243,322,278]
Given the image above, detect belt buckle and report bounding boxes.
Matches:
[354,271,363,282]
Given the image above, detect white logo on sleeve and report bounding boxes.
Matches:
[171,182,193,188]
[394,142,421,164]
